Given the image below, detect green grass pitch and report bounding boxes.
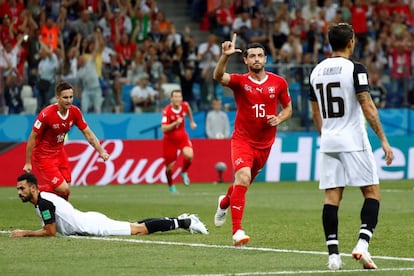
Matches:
[1,180,413,275]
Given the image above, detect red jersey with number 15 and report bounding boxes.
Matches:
[161,102,190,141]
[227,72,291,149]
[32,104,88,156]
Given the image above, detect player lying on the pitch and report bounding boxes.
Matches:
[10,173,208,237]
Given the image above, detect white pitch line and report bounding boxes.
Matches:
[2,230,414,263]
[68,235,414,262]
[179,267,414,276]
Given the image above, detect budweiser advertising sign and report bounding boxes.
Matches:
[0,139,233,187]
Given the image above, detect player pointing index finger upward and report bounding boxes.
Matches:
[213,32,292,246]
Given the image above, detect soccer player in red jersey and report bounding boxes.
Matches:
[23,81,109,200]
[213,33,292,246]
[161,89,197,193]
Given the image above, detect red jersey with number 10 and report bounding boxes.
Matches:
[32,104,88,157]
[227,72,291,149]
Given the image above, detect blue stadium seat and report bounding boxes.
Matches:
[122,84,135,113]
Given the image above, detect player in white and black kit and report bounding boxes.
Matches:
[309,23,394,270]
[11,173,208,237]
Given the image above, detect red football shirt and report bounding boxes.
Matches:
[32,104,88,157]
[227,72,291,149]
[161,102,190,141]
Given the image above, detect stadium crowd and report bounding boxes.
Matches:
[0,0,413,115]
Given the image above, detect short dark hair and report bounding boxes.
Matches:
[244,42,266,57]
[328,23,355,51]
[55,81,73,96]
[170,89,182,97]
[17,173,38,186]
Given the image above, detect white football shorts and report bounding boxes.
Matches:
[64,211,131,236]
[319,150,379,190]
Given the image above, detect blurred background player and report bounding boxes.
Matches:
[213,34,292,246]
[205,98,230,139]
[23,81,109,200]
[161,89,197,193]
[11,173,208,237]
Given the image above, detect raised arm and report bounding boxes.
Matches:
[213,33,242,86]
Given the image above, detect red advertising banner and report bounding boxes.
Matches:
[0,139,233,187]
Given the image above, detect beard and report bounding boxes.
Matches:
[250,63,263,74]
[19,194,32,202]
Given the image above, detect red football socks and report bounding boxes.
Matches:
[181,158,192,173]
[220,184,234,209]
[166,170,173,186]
[230,185,247,234]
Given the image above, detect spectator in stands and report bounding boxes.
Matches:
[97,9,113,41]
[205,98,230,139]
[40,15,59,51]
[232,8,251,46]
[156,10,172,35]
[369,69,387,109]
[26,0,42,23]
[388,39,412,107]
[77,0,102,16]
[0,14,18,49]
[139,0,158,16]
[77,34,103,113]
[0,34,25,78]
[104,1,132,44]
[60,33,80,86]
[289,8,306,40]
[147,43,165,85]
[258,0,278,33]
[350,0,369,59]
[130,4,151,43]
[127,48,148,85]
[148,19,165,44]
[36,38,59,112]
[268,20,287,63]
[303,19,322,63]
[274,3,291,36]
[102,52,125,113]
[364,30,388,74]
[234,0,259,19]
[323,0,339,23]
[55,6,73,49]
[114,32,136,71]
[189,0,207,22]
[214,0,236,40]
[196,33,220,110]
[73,9,96,40]
[301,0,321,22]
[280,34,302,65]
[179,65,197,111]
[339,0,353,23]
[17,9,38,38]
[171,45,197,110]
[242,16,269,52]
[181,28,198,69]
[3,0,24,38]
[166,23,183,54]
[4,69,23,114]
[130,72,159,113]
